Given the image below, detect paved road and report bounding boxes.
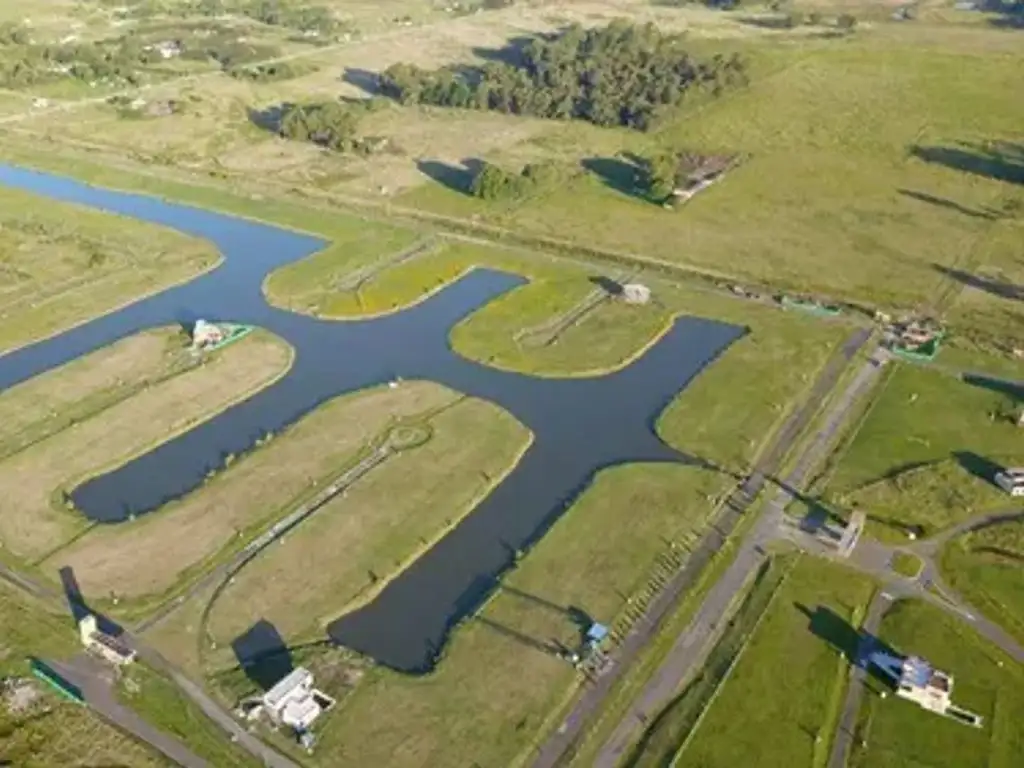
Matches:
[828,589,897,768]
[590,341,888,768]
[529,328,872,768]
[47,654,210,768]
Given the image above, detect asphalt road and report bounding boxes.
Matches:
[590,340,888,768]
[530,328,872,768]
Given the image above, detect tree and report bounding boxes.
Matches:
[836,13,858,31]
[637,152,679,201]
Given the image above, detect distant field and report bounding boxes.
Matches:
[850,599,1024,768]
[826,363,1023,540]
[0,186,219,353]
[676,557,874,768]
[0,328,291,562]
[941,518,1024,644]
[0,584,166,767]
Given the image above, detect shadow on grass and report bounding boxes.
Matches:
[231,619,294,692]
[794,602,898,687]
[580,156,643,199]
[416,158,485,195]
[899,189,1001,220]
[58,565,123,638]
[910,141,1024,185]
[973,545,1024,563]
[952,450,1004,487]
[590,275,624,296]
[934,264,1024,302]
[962,372,1024,401]
[471,35,536,66]
[475,615,565,658]
[246,103,295,135]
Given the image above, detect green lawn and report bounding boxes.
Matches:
[826,363,1023,540]
[677,557,874,768]
[941,518,1024,645]
[850,599,1024,768]
[890,550,923,579]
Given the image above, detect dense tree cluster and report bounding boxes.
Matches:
[276,100,385,153]
[173,0,340,36]
[470,161,571,201]
[380,21,746,130]
[0,38,154,88]
[228,61,300,82]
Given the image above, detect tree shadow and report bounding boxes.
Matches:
[58,565,124,638]
[471,35,536,66]
[898,189,1001,220]
[962,372,1024,402]
[934,264,1024,302]
[476,616,564,658]
[952,450,1005,487]
[231,619,294,693]
[910,141,1024,185]
[581,156,642,199]
[416,158,485,195]
[246,103,295,135]
[735,14,795,29]
[341,67,380,96]
[589,276,624,296]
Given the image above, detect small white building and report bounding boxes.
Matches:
[621,283,651,305]
[868,651,982,726]
[995,468,1024,497]
[79,615,136,666]
[191,319,225,349]
[261,668,335,733]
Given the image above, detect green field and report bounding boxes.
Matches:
[826,363,1023,540]
[850,599,1024,768]
[676,557,874,768]
[941,518,1024,644]
[0,186,218,353]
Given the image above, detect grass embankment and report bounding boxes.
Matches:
[118,665,257,768]
[826,363,1023,542]
[941,518,1024,645]
[0,186,219,353]
[676,558,874,768]
[0,329,292,563]
[203,392,531,666]
[0,585,166,767]
[53,382,456,608]
[620,555,792,768]
[850,599,1024,768]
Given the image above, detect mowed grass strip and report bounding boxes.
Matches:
[941,518,1024,645]
[314,462,721,768]
[0,328,188,460]
[850,599,1024,768]
[0,585,165,768]
[677,558,874,768]
[826,364,1023,540]
[50,382,457,603]
[0,330,292,561]
[0,186,219,353]
[205,394,531,658]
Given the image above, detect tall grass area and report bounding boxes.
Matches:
[850,599,1024,768]
[675,558,874,767]
[826,363,1023,540]
[941,518,1024,644]
[397,27,1024,344]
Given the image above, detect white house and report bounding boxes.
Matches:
[261,668,335,732]
[995,468,1024,497]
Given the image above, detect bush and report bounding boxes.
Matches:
[470,160,570,201]
[836,13,858,30]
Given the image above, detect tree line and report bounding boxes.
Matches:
[379,21,747,131]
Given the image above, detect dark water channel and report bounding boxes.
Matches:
[0,165,744,673]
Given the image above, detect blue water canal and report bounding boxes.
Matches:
[0,165,744,673]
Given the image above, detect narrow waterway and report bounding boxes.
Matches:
[0,165,743,673]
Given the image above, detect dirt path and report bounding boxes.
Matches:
[529,327,872,768]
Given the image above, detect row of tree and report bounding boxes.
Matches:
[379,21,747,131]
